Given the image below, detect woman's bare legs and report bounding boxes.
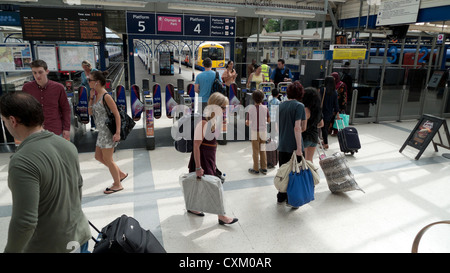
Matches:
[95,146,127,192]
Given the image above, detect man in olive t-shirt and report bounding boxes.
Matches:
[1,92,91,253]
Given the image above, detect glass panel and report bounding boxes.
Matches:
[402,67,424,117]
[378,66,405,120]
[352,67,380,119]
[423,69,446,116]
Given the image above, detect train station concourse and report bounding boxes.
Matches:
[0,0,450,259]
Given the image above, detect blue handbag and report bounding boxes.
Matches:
[286,153,315,208]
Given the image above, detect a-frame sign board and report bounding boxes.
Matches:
[400,114,450,160]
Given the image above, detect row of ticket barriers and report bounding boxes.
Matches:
[66,78,292,150]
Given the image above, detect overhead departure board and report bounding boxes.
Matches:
[20,7,105,42]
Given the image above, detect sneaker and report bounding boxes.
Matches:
[248,168,259,174]
[259,168,267,175]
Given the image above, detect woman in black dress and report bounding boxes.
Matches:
[187,92,238,225]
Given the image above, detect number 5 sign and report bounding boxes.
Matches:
[126,12,155,35]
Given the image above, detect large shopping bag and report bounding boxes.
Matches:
[179,172,226,215]
[317,140,364,193]
[333,114,349,130]
[286,154,315,208]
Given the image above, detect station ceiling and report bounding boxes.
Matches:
[6,0,338,38]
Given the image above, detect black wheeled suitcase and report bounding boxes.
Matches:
[336,119,361,155]
[89,214,166,253]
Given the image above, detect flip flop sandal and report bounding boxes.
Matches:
[104,187,123,194]
[120,173,129,182]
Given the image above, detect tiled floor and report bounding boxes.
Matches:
[1,116,449,253]
[1,57,449,253]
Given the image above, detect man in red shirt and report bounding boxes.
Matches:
[22,59,71,140]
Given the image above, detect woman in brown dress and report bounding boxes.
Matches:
[188,92,238,225]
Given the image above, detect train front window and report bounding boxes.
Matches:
[202,47,224,61]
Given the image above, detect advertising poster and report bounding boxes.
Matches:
[0,43,31,72]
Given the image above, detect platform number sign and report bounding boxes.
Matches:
[126,12,155,35]
[184,15,210,36]
[126,11,235,38]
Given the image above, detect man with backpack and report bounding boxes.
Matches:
[194,57,223,113]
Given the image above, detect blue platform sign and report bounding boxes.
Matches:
[126,12,155,35]
[211,16,235,37]
[126,11,235,38]
[184,15,210,36]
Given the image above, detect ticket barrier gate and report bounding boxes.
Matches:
[68,80,87,143]
[277,82,290,101]
[260,82,275,106]
[143,95,155,150]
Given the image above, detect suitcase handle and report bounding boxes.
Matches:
[316,136,327,161]
[88,221,101,243]
[334,117,345,131]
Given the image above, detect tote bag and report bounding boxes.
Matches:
[274,152,296,193]
[286,154,315,208]
[333,114,349,130]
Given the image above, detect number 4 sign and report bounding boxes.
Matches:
[184,15,210,36]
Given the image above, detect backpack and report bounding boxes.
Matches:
[211,71,226,95]
[173,113,203,153]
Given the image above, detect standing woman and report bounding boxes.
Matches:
[88,70,128,194]
[320,76,340,150]
[187,92,238,225]
[247,65,265,90]
[221,60,237,95]
[81,60,97,130]
[300,87,324,162]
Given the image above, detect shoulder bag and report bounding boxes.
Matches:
[102,93,136,141]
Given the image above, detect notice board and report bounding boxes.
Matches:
[36,44,58,71]
[376,0,421,26]
[400,114,450,160]
[58,44,95,71]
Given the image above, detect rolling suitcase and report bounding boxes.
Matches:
[89,215,166,253]
[336,119,361,155]
[266,138,278,168]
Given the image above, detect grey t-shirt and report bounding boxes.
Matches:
[278,100,306,153]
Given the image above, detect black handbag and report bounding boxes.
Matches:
[102,94,136,141]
